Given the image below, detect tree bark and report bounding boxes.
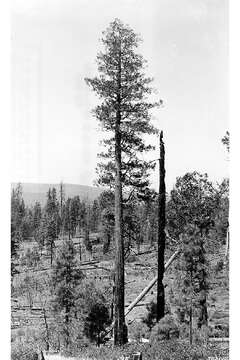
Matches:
[156,131,166,322]
[114,46,127,345]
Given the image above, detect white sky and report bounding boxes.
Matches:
[11,0,228,190]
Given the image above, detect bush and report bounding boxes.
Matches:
[193,325,209,344]
[83,303,111,346]
[150,315,179,342]
[20,247,40,268]
[143,301,171,331]
[209,323,229,338]
[128,321,150,342]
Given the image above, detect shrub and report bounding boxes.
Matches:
[20,247,40,268]
[143,301,171,331]
[83,303,111,346]
[193,325,209,344]
[215,259,224,273]
[128,321,150,342]
[209,323,229,338]
[150,315,179,342]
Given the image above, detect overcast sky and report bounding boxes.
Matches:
[11,0,228,190]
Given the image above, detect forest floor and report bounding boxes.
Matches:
[11,236,229,359]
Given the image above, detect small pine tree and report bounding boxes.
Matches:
[11,184,26,277]
[174,225,209,344]
[45,188,61,264]
[143,301,157,331]
[32,202,42,239]
[51,239,83,348]
[83,303,111,346]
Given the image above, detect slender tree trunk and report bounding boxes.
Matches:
[189,299,193,345]
[114,46,127,345]
[43,307,50,351]
[157,131,166,322]
[79,240,82,261]
[189,272,193,345]
[50,242,53,267]
[65,305,70,349]
[60,182,64,239]
[197,237,208,328]
[224,227,229,263]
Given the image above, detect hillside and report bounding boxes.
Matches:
[11,183,104,206]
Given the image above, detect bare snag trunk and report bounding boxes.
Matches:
[156,131,166,322]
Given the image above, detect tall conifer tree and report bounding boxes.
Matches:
[85,19,161,345]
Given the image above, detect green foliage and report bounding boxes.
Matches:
[20,247,40,268]
[222,130,230,153]
[51,239,84,348]
[128,321,149,341]
[150,315,179,342]
[143,301,157,330]
[43,188,61,264]
[83,303,111,345]
[193,325,209,345]
[32,201,42,241]
[167,172,219,240]
[89,199,101,232]
[85,18,161,197]
[52,239,83,312]
[11,184,26,276]
[143,301,172,331]
[215,259,224,273]
[174,225,209,330]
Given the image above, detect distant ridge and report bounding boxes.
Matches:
[11,182,104,206]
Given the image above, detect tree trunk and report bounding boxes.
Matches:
[79,241,82,261]
[197,238,208,328]
[60,182,64,239]
[189,301,193,345]
[189,272,193,345]
[114,46,127,346]
[43,308,50,351]
[50,242,53,267]
[156,131,166,322]
[65,306,70,349]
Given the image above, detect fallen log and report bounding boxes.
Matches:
[125,249,180,317]
[208,337,229,342]
[102,249,180,340]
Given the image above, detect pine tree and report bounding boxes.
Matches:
[85,18,161,345]
[32,201,42,241]
[167,172,219,241]
[52,239,83,348]
[84,303,111,346]
[174,225,209,343]
[59,181,65,237]
[89,199,100,232]
[70,196,81,237]
[11,184,26,276]
[221,131,230,153]
[86,19,161,198]
[45,188,60,265]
